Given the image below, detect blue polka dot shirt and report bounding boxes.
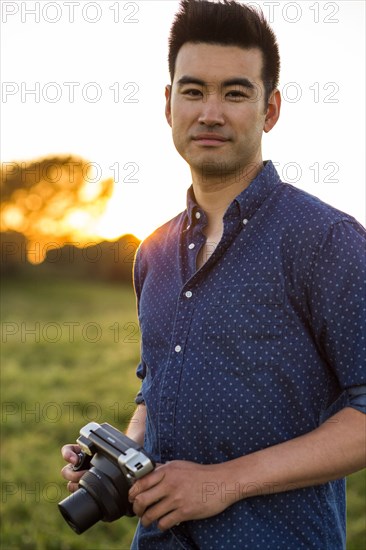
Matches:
[132,161,366,549]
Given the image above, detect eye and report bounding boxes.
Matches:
[225,90,248,100]
[182,88,203,97]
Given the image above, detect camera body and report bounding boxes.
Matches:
[58,421,155,534]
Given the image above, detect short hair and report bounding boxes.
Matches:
[168,0,280,105]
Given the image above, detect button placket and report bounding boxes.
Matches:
[158,293,195,460]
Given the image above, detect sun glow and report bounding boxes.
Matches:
[93,186,160,242]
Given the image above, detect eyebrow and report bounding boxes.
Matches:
[176,75,255,89]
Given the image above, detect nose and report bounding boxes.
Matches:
[198,94,225,126]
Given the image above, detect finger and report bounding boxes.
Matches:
[132,483,166,517]
[157,510,183,532]
[61,444,81,464]
[129,468,165,500]
[67,481,80,494]
[139,497,176,528]
[61,464,86,483]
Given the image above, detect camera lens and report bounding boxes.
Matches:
[59,460,133,534]
[58,487,102,534]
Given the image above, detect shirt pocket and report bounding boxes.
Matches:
[203,283,284,372]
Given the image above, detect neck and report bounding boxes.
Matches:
[191,157,264,231]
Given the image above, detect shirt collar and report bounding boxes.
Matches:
[186,160,281,226]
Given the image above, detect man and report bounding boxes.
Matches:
[62,1,366,548]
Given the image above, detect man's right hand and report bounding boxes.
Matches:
[61,444,87,493]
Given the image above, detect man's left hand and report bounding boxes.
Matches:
[128,460,233,531]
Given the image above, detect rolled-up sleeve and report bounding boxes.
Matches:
[346,385,366,414]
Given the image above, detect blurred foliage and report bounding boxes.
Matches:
[1,155,114,262]
[0,231,140,283]
[1,277,141,549]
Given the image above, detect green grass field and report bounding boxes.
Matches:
[1,277,365,549]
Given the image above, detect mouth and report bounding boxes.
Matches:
[192,134,230,146]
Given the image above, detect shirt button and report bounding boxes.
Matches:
[242,218,249,225]
[195,212,201,219]
[185,291,193,298]
[188,243,195,250]
[174,345,182,353]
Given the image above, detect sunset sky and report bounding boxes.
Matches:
[2,0,365,240]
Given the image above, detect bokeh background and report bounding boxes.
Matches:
[1,1,365,548]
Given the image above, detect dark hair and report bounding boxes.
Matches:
[168,0,280,105]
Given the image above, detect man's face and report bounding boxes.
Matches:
[165,43,278,183]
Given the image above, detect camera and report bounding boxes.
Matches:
[58,421,155,534]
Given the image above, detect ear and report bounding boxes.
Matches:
[264,89,281,133]
[165,85,172,127]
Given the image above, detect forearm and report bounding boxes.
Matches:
[125,404,147,446]
[225,407,366,503]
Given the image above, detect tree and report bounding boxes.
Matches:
[1,155,114,263]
